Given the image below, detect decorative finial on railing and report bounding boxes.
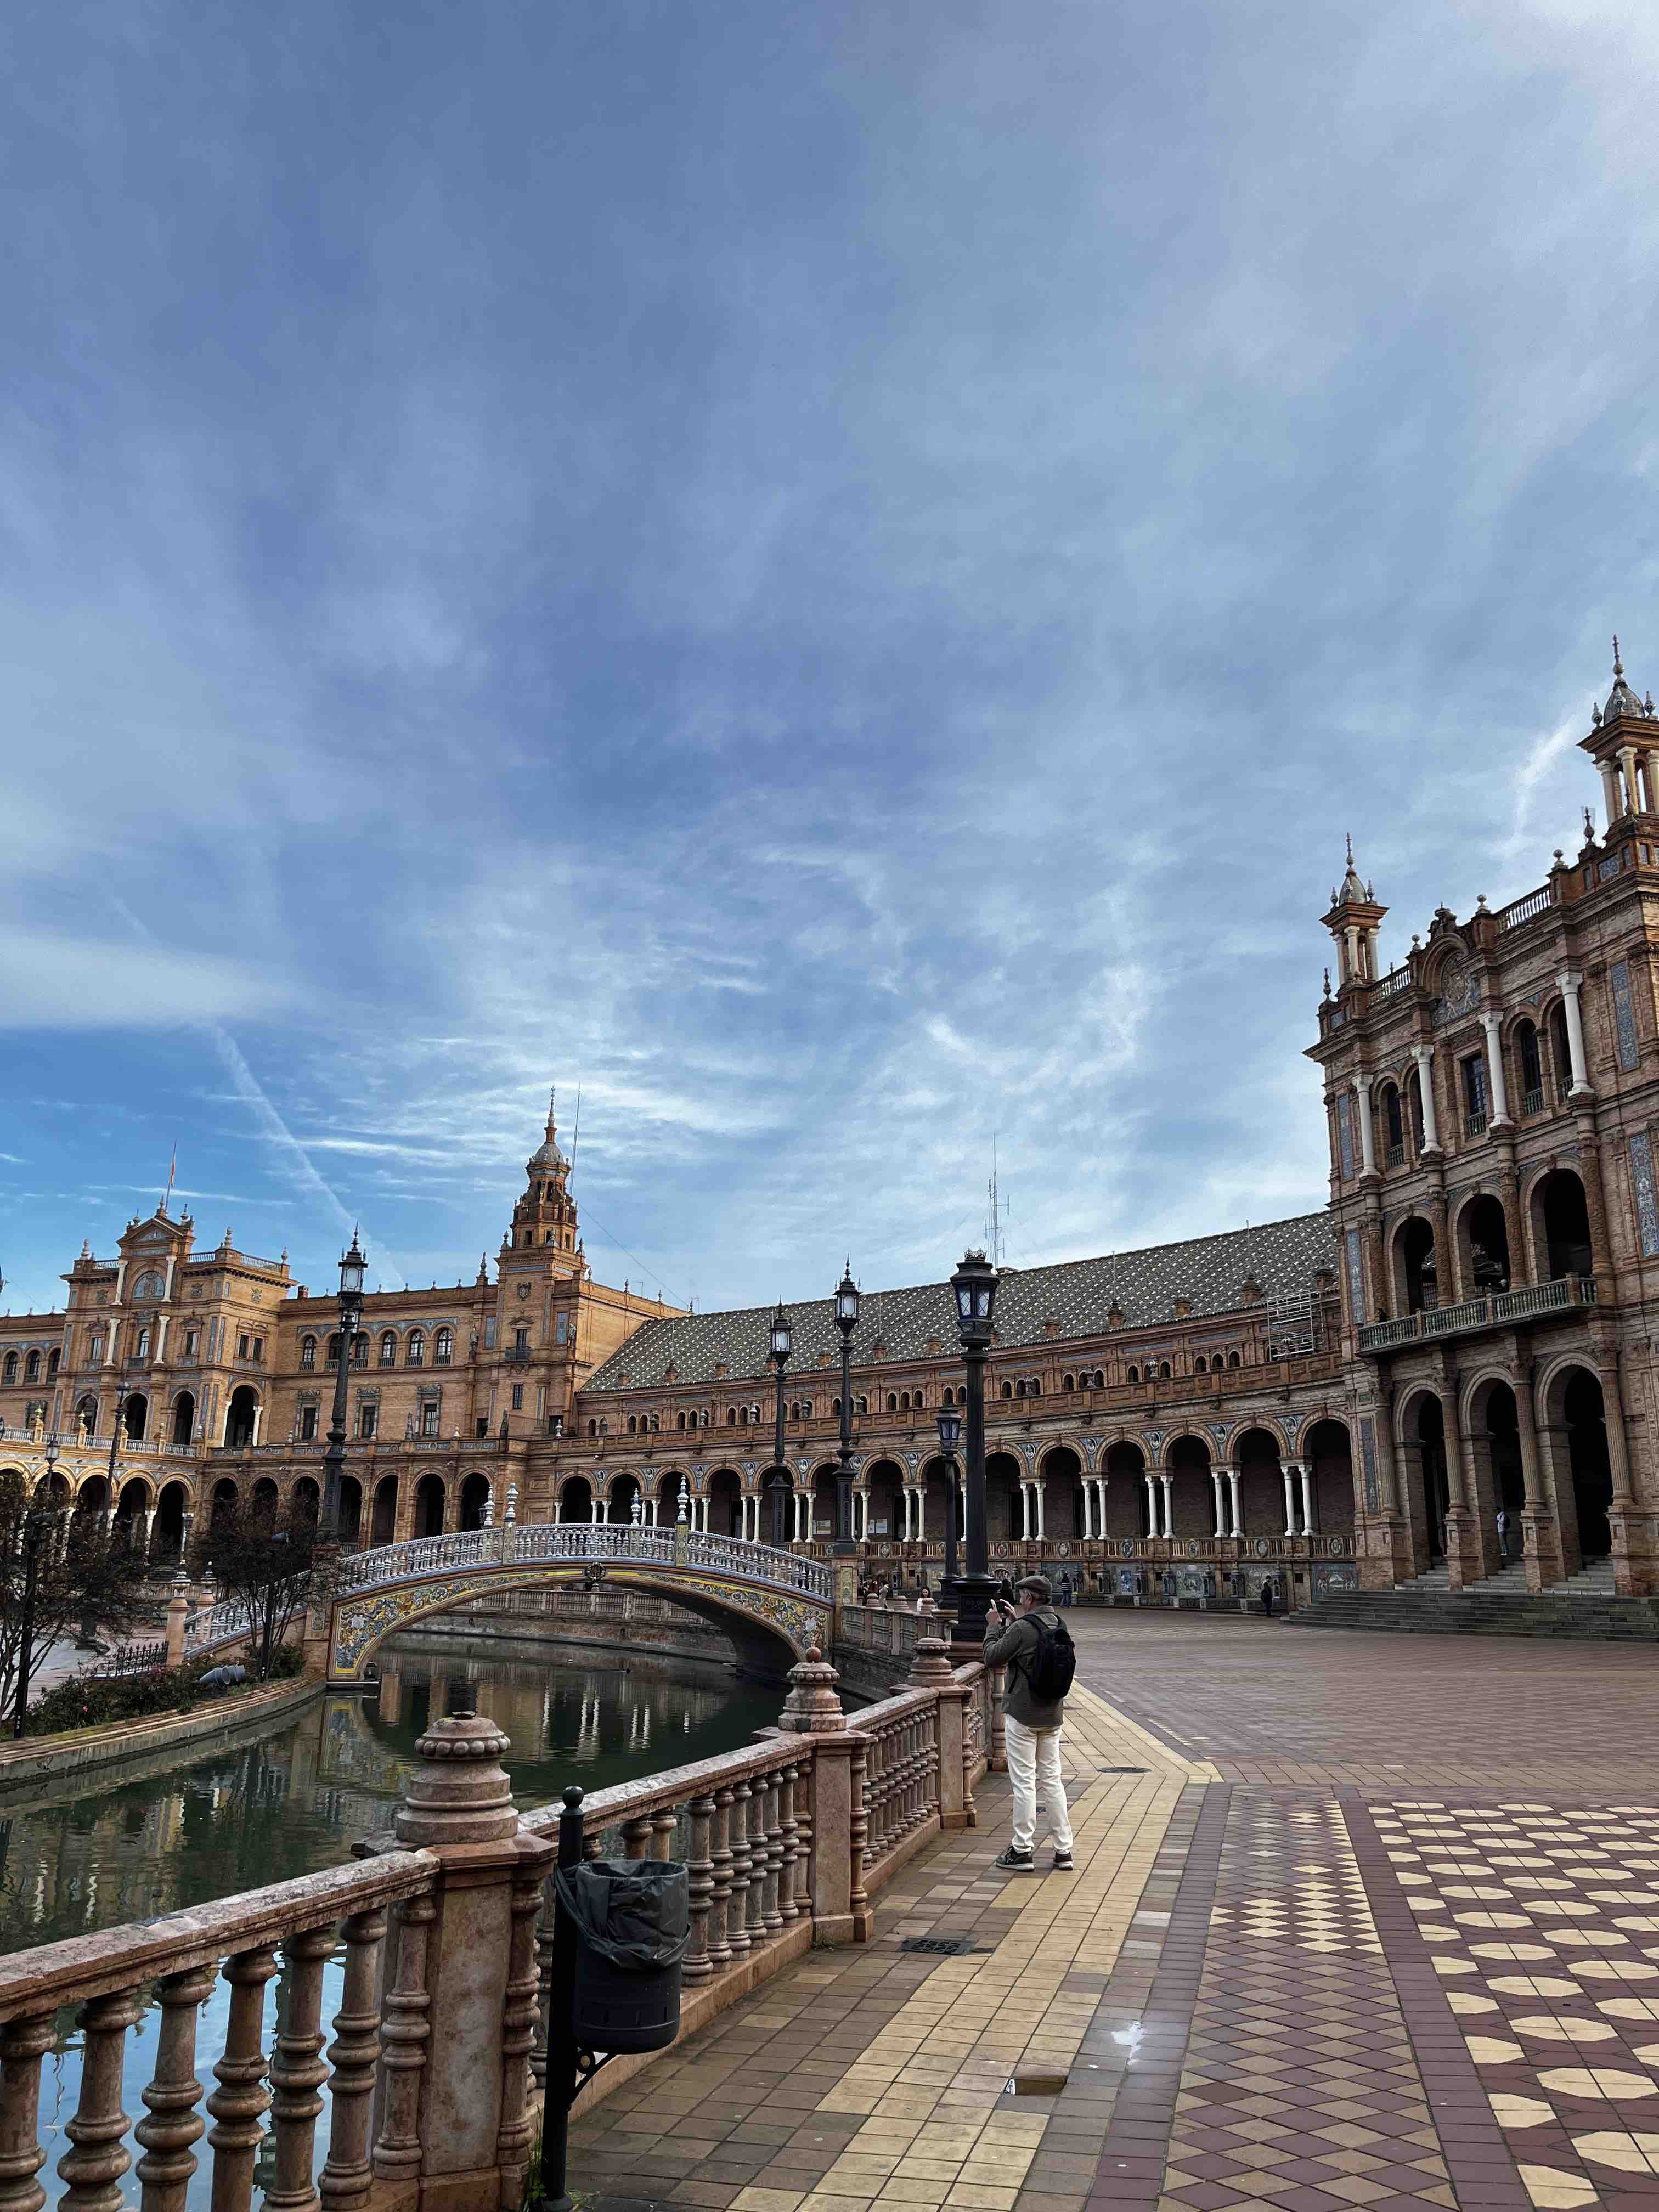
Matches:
[396,1711,518,1844]
[777,1646,847,1733]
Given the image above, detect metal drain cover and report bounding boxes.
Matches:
[900,1936,981,1956]
[1009,2073,1069,2096]
[1099,1765,1148,1774]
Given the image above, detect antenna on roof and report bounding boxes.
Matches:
[985,1137,1009,1267]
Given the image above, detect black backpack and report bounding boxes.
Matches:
[1022,1613,1076,1702]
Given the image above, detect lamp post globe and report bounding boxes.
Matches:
[832,1264,860,1555]
[948,1249,999,1646]
[936,1404,963,1605]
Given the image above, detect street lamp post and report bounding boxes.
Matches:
[320,1232,366,1547]
[832,1264,860,1555]
[766,1302,793,1549]
[950,1249,1000,1647]
[936,1406,963,1607]
[12,1435,58,1740]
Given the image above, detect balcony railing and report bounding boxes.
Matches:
[1358,1274,1595,1353]
[1464,1108,1488,1138]
[1384,1141,1405,1169]
[501,1345,533,1365]
[1498,882,1555,930]
[1521,1086,1546,1117]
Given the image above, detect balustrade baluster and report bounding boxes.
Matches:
[496,1853,545,2194]
[760,1770,784,1934]
[725,1780,753,1957]
[58,1985,145,2212]
[318,1904,386,2212]
[793,1759,814,1915]
[621,1815,652,1861]
[206,1946,278,2212]
[776,1764,800,1924]
[685,1795,716,1983]
[747,1776,769,1945]
[372,1892,435,2186]
[266,1926,332,2212]
[708,1787,735,1971]
[0,2010,57,2212]
[531,1887,558,2090]
[849,1741,870,1926]
[135,1966,217,2212]
[651,1808,677,1861]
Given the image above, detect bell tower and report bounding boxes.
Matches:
[505,1092,582,1270]
[1321,837,1387,994]
[1579,635,1659,831]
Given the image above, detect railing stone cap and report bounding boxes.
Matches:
[909,1635,954,1686]
[395,1709,520,1844]
[777,1645,848,1734]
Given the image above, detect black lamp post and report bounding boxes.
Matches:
[766,1301,793,1548]
[936,1405,963,1606]
[832,1263,860,1554]
[950,1249,1000,1646]
[13,1436,57,1740]
[321,1232,366,1546]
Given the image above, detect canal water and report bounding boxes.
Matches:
[3,1633,782,2205]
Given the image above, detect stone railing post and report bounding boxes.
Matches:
[909,1637,967,1829]
[164,1588,189,1669]
[380,1709,555,2212]
[777,1645,871,1943]
[302,1546,340,1682]
[987,1663,1007,1773]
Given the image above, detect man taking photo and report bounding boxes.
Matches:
[982,1573,1076,1872]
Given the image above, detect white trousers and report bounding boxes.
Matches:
[1005,1717,1073,1855]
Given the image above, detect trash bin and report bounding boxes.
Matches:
[556,1857,690,2054]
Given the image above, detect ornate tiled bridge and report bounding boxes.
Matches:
[187,1521,838,1679]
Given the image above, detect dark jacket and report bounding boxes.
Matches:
[982,1605,1066,1730]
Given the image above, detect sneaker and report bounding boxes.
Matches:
[1051,1849,1074,1871]
[994,1846,1035,1871]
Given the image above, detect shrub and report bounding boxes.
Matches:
[268,1641,306,1679]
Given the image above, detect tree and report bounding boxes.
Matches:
[0,1470,148,1725]
[190,1499,316,1680]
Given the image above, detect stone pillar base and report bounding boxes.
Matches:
[1357,1515,1414,1590]
[1611,1510,1659,1598]
[1443,1508,1486,1594]
[1522,1508,1566,1593]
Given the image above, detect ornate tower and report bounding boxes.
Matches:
[505,1094,581,1266]
[1321,837,1388,994]
[1579,636,1659,833]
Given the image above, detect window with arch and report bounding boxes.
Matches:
[1227,1350,1241,1368]
[47,1348,59,1379]
[1000,1381,1013,1398]
[24,1351,40,1383]
[588,1419,598,1437]
[887,1392,898,1413]
[1027,1378,1041,1397]
[1126,1365,1139,1383]
[132,1269,165,1300]
[435,1328,453,1365]
[727,1408,737,1426]
[597,1417,608,1435]
[407,1329,425,1367]
[380,1331,397,1366]
[301,1335,317,1370]
[856,1395,868,1414]
[328,1333,344,1363]
[135,1328,151,1361]
[627,1415,637,1434]
[1062,1373,1075,1391]
[1382,1082,1405,1165]
[1195,1356,1208,1373]
[832,1396,842,1417]
[1091,1369,1105,1387]
[1,1353,15,1385]
[1517,1019,1544,1113]
[1159,1361,1172,1379]
[352,1333,368,1365]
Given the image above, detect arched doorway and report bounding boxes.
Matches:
[252,1477,280,1522]
[607,1472,640,1526]
[74,1395,99,1442]
[560,1475,594,1524]
[293,1476,320,1524]
[171,1392,196,1448]
[155,1480,188,1559]
[762,1467,793,1547]
[1039,1447,1082,1541]
[74,1476,109,1531]
[865,1459,903,1542]
[653,1471,684,1527]
[1235,1429,1284,1537]
[811,1465,840,1544]
[1460,1195,1511,1295]
[414,1473,445,1538]
[372,1475,398,1546]
[1396,1218,1439,1313]
[1102,1442,1144,1542]
[921,1455,955,1545]
[985,1451,1023,1542]
[1165,1437,1212,1538]
[707,1468,742,1537]
[1468,1381,1523,1560]
[1534,1170,1594,1279]
[1551,1366,1612,1563]
[1403,1393,1449,1561]
[123,1392,149,1443]
[1304,1419,1355,1534]
[339,1475,363,1546]
[210,1478,238,1527]
[115,1477,149,1548]
[460,1471,491,1530]
[225,1387,259,1450]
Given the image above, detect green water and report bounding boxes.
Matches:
[2,1633,780,2205]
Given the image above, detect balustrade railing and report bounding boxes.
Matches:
[1498,882,1554,930]
[1358,1274,1596,1353]
[854,1688,941,1889]
[183,1596,256,1651]
[335,1522,833,1602]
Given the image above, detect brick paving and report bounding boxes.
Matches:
[566,1609,1659,2212]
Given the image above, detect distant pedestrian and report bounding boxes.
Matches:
[983,1575,1077,1874]
[1496,1506,1510,1565]
[1259,1579,1274,1617]
[996,1574,1017,1607]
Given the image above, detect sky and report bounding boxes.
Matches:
[3,0,1658,1321]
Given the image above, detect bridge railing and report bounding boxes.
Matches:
[335,1521,834,1602]
[855,1685,942,1890]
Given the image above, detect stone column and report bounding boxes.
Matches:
[1353,1075,1378,1176]
[1281,1468,1297,1537]
[1035,1481,1047,1541]
[1158,1474,1172,1539]
[1602,761,1623,831]
[1558,970,1594,1096]
[1620,745,1640,817]
[1142,1474,1158,1540]
[777,1647,870,1939]
[1227,1470,1243,1537]
[1297,1462,1317,1536]
[1481,1011,1513,1125]
[1414,1044,1442,1153]
[382,1711,555,2212]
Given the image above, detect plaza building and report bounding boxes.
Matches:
[5,646,1659,1607]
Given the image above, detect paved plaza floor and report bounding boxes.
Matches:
[567,1610,1659,2212]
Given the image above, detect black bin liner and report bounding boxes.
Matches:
[557,1858,690,2055]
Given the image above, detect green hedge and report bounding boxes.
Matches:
[26,1638,305,1737]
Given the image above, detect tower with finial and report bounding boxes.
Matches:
[1320,834,1388,994]
[1580,635,1659,830]
[503,1088,582,1268]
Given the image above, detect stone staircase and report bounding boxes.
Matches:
[1291,1555,1659,1640]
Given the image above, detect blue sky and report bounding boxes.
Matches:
[3,0,1657,1319]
